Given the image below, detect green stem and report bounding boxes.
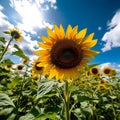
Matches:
[64,80,70,120]
[0,36,14,62]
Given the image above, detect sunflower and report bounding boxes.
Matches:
[34,24,99,82]
[9,28,23,41]
[102,67,112,76]
[90,66,100,76]
[86,71,90,77]
[22,59,28,64]
[111,69,117,76]
[98,80,107,90]
[32,58,44,77]
[16,64,24,70]
[5,64,13,70]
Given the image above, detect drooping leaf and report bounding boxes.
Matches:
[37,80,56,99]
[12,44,28,59]
[0,93,15,107]
[0,37,6,43]
[3,31,10,34]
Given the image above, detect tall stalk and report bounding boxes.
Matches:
[64,80,70,120]
[0,36,14,61]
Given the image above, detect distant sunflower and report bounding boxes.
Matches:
[6,64,13,69]
[102,67,112,76]
[34,24,99,82]
[98,80,107,90]
[90,66,100,76]
[111,69,117,76]
[86,71,90,77]
[22,59,28,64]
[16,64,24,70]
[32,58,44,77]
[9,28,23,41]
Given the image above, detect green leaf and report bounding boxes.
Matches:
[105,104,112,109]
[19,106,40,120]
[37,80,56,99]
[3,31,10,34]
[77,95,98,102]
[7,78,20,89]
[108,95,117,99]
[34,112,57,120]
[0,93,15,107]
[12,44,28,59]
[19,114,35,120]
[0,107,13,116]
[2,59,14,65]
[0,37,6,43]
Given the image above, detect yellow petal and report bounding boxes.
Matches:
[65,25,73,39]
[54,24,60,34]
[44,64,53,74]
[81,39,98,48]
[70,25,78,39]
[83,33,94,42]
[37,42,51,49]
[47,27,56,39]
[76,28,87,40]
[48,69,55,80]
[40,35,52,43]
[83,50,100,58]
[59,24,65,39]
[34,50,49,56]
[54,24,62,40]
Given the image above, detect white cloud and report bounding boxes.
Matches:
[9,0,56,34]
[101,9,120,52]
[0,5,14,30]
[99,62,120,73]
[0,5,38,62]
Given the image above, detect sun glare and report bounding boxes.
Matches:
[12,0,44,32]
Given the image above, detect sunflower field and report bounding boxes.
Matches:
[0,25,120,120]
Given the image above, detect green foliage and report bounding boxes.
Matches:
[12,44,28,60]
[0,93,15,107]
[0,37,6,44]
[0,33,120,120]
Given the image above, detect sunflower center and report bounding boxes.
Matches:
[17,65,23,70]
[51,40,82,69]
[35,62,43,71]
[92,68,98,74]
[11,31,20,39]
[104,69,110,74]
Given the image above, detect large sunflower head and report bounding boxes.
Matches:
[9,28,23,41]
[34,24,99,82]
[32,58,44,77]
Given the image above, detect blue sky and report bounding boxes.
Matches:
[0,0,120,71]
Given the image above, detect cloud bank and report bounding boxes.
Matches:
[101,9,120,52]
